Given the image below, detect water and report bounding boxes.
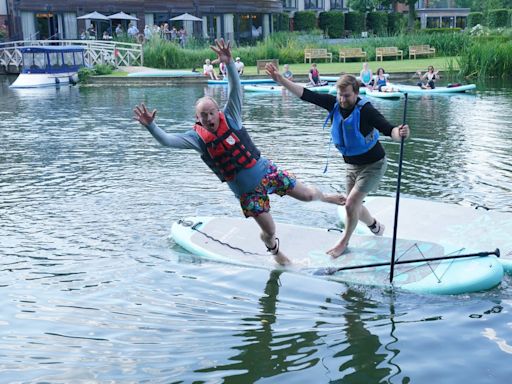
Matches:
[1,76,512,383]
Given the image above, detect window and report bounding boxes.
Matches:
[282,0,297,9]
[330,0,344,9]
[305,0,324,10]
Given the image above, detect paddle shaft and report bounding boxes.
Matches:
[390,93,408,283]
[322,249,500,275]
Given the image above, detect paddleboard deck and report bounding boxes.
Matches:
[337,196,512,273]
[244,83,332,93]
[365,89,403,99]
[172,217,503,294]
[396,84,476,94]
[208,78,276,85]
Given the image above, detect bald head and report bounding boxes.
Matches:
[196,96,221,132]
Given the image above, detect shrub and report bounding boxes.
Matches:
[345,12,365,34]
[294,11,317,32]
[274,13,290,32]
[367,12,388,36]
[488,9,510,28]
[318,11,345,38]
[77,67,95,83]
[387,13,406,35]
[467,12,484,28]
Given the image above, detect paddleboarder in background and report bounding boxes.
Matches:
[266,63,410,257]
[133,39,345,266]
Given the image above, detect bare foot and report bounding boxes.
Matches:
[322,193,346,206]
[327,240,348,258]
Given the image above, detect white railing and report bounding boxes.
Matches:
[0,39,144,72]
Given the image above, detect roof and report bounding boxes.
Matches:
[19,45,86,53]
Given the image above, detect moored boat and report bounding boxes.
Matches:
[10,45,86,89]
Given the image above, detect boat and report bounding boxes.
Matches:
[208,78,276,85]
[395,83,477,94]
[172,217,503,294]
[9,45,86,89]
[244,82,332,93]
[337,196,512,273]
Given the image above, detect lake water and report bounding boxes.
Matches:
[1,75,511,383]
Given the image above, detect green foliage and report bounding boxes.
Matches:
[318,11,345,38]
[345,12,365,34]
[467,12,484,27]
[424,28,462,34]
[294,11,317,32]
[367,12,388,36]
[487,9,510,28]
[458,39,512,78]
[94,64,114,75]
[77,67,96,83]
[273,13,290,32]
[387,13,407,35]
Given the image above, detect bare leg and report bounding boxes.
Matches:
[253,212,290,266]
[287,181,345,205]
[327,188,368,257]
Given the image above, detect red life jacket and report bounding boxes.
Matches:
[194,112,260,182]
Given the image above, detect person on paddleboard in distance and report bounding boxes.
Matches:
[133,38,346,266]
[416,65,440,89]
[266,63,410,257]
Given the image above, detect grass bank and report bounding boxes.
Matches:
[114,56,458,77]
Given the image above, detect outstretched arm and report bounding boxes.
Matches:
[266,62,304,98]
[133,102,156,126]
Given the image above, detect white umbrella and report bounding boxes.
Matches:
[108,12,139,21]
[170,13,202,22]
[77,11,110,21]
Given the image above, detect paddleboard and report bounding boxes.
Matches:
[322,74,389,83]
[337,196,512,273]
[365,88,403,99]
[395,83,476,94]
[244,83,332,93]
[171,217,503,294]
[208,78,276,85]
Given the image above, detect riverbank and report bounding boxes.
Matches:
[87,56,458,86]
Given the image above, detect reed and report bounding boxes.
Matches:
[458,39,512,78]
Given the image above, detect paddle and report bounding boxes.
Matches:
[313,248,500,276]
[389,93,408,283]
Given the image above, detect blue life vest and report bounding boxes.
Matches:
[324,98,379,156]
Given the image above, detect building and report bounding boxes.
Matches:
[416,1,470,29]
[3,0,472,43]
[4,0,284,42]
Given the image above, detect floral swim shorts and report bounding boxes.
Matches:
[240,162,297,217]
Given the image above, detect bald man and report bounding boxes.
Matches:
[134,39,345,265]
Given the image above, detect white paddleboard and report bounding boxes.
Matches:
[337,196,512,273]
[365,88,403,99]
[395,83,476,94]
[172,216,503,294]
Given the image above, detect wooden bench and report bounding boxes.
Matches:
[256,59,279,74]
[304,48,333,63]
[409,45,436,60]
[375,46,403,61]
[338,48,367,62]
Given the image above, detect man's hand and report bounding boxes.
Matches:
[265,62,282,83]
[210,38,232,64]
[133,103,157,126]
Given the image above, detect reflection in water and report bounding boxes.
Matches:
[1,78,512,382]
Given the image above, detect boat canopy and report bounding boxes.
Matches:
[20,45,86,74]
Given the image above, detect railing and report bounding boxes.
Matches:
[0,39,143,73]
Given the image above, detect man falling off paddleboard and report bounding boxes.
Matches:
[266,64,410,257]
[133,39,345,265]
